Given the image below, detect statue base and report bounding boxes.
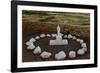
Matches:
[49,39,68,45]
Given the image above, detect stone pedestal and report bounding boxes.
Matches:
[49,39,68,45]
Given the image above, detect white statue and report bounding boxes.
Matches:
[49,25,68,45]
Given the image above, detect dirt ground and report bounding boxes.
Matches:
[22,33,90,62]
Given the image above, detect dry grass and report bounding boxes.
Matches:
[22,10,90,38]
[22,21,90,38]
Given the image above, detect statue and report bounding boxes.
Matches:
[57,25,60,35]
[49,25,68,45]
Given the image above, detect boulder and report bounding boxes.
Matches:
[69,51,76,58]
[68,34,72,39]
[46,34,51,37]
[35,36,40,40]
[55,51,66,60]
[25,38,36,46]
[40,51,52,59]
[77,49,85,55]
[25,41,32,46]
[33,46,42,54]
[29,38,36,42]
[64,35,67,38]
[76,39,81,42]
[82,47,87,52]
[72,36,76,40]
[27,43,35,50]
[81,43,87,48]
[40,34,45,38]
[79,39,84,44]
[52,34,57,37]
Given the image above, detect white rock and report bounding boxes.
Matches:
[76,34,80,37]
[77,49,85,55]
[33,46,41,54]
[80,39,84,44]
[35,36,40,40]
[81,43,87,48]
[52,34,57,37]
[64,35,67,38]
[25,41,32,46]
[69,51,76,58]
[55,51,66,60]
[47,34,51,37]
[40,51,52,59]
[72,36,76,40]
[25,38,36,46]
[27,43,35,50]
[76,39,81,42]
[40,34,45,38]
[82,47,87,52]
[29,38,36,42]
[68,34,72,39]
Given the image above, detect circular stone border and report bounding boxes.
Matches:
[25,33,87,60]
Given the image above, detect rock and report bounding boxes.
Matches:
[55,51,66,60]
[25,41,32,46]
[29,38,36,42]
[33,46,41,54]
[69,51,76,58]
[40,51,52,59]
[68,34,72,39]
[40,34,45,38]
[47,34,51,37]
[80,39,84,44]
[77,49,85,55]
[25,38,36,46]
[82,47,87,52]
[81,43,87,48]
[64,35,67,38]
[52,34,57,37]
[76,39,80,42]
[72,36,76,40]
[76,34,80,37]
[35,36,40,40]
[27,43,35,50]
